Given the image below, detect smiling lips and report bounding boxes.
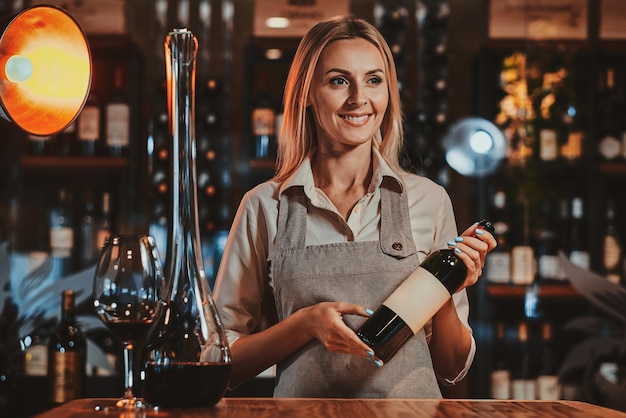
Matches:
[340,114,371,123]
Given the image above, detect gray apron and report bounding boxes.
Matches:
[271,183,442,398]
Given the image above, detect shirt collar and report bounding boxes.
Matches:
[278,148,405,197]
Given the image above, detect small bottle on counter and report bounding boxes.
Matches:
[48,290,86,405]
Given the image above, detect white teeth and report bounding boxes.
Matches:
[342,114,369,122]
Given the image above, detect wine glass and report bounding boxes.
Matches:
[93,234,165,410]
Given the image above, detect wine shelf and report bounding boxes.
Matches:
[20,156,128,172]
[486,283,580,299]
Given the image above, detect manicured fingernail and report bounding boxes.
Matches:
[447,240,456,246]
[475,228,484,235]
[365,309,374,315]
[454,247,462,254]
[366,356,373,362]
[374,359,383,368]
[455,236,464,242]
[366,350,374,356]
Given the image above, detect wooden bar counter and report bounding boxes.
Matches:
[33,397,626,418]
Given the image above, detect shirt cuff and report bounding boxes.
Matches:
[438,334,476,386]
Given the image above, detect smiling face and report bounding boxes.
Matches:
[308,37,389,154]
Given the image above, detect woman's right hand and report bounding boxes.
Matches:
[297,301,379,361]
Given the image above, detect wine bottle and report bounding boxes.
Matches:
[511,199,535,285]
[356,219,494,364]
[105,67,130,157]
[602,199,623,285]
[510,321,536,400]
[597,68,623,162]
[96,191,112,254]
[490,321,511,400]
[56,122,76,157]
[536,321,561,400]
[79,188,98,268]
[534,200,561,283]
[77,90,101,157]
[485,189,511,284]
[49,188,75,278]
[568,196,590,271]
[48,290,86,405]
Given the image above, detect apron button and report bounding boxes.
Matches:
[392,242,403,251]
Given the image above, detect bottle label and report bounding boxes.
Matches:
[491,370,511,399]
[603,235,621,269]
[486,252,511,283]
[78,106,100,141]
[511,379,536,400]
[51,351,84,403]
[511,246,535,285]
[536,375,561,400]
[24,344,48,376]
[569,251,590,270]
[563,131,582,160]
[106,103,130,147]
[599,135,621,160]
[540,129,558,161]
[382,266,450,335]
[538,254,561,280]
[50,226,74,257]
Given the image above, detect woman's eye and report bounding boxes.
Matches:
[330,77,348,86]
[368,76,383,85]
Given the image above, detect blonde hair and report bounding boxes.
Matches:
[273,15,404,183]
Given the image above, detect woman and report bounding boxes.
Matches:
[213,15,496,398]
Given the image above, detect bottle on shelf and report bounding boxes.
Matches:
[49,188,75,279]
[536,321,561,400]
[602,199,623,285]
[356,220,494,364]
[490,321,511,399]
[96,191,112,254]
[485,189,511,284]
[597,67,624,162]
[56,122,76,157]
[77,89,102,157]
[511,321,536,400]
[511,198,535,285]
[79,188,98,268]
[534,200,561,283]
[47,290,86,405]
[105,67,130,157]
[568,196,590,271]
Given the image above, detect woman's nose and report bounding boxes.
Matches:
[347,85,367,106]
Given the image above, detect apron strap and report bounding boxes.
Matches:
[380,183,417,258]
[277,187,308,250]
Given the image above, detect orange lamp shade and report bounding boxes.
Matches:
[0,5,92,136]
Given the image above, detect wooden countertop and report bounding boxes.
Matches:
[33,397,626,418]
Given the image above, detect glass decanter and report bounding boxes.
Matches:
[143,28,232,408]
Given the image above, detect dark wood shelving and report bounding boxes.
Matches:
[486,283,580,299]
[20,156,128,172]
[248,158,276,170]
[598,161,626,175]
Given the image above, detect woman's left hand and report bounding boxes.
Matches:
[446,222,497,292]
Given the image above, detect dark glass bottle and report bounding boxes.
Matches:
[47,290,86,405]
[105,67,130,157]
[490,321,511,399]
[49,188,75,278]
[602,199,623,285]
[77,90,101,157]
[356,219,494,363]
[536,322,560,400]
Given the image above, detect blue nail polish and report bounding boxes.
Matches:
[475,228,484,235]
[455,236,464,242]
[447,240,456,246]
[365,309,374,316]
[366,350,374,356]
[454,247,462,254]
[374,359,383,368]
[366,357,373,362]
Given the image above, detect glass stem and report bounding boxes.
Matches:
[123,341,135,400]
